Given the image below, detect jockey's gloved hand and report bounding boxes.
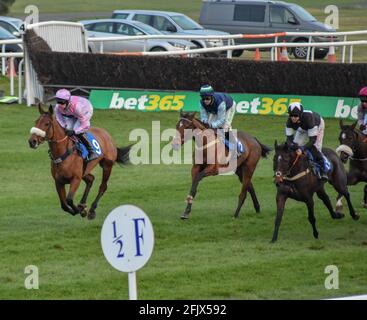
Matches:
[290,143,299,151]
[65,129,75,136]
[360,124,366,131]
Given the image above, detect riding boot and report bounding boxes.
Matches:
[317,160,329,181]
[77,133,99,161]
[311,147,328,181]
[226,130,243,158]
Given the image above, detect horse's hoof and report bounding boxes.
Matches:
[353,214,360,221]
[80,209,88,218]
[180,214,189,220]
[78,204,88,218]
[334,212,345,219]
[87,210,96,220]
[314,233,319,239]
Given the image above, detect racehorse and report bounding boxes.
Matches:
[337,120,367,208]
[172,111,272,219]
[28,104,132,220]
[272,141,359,242]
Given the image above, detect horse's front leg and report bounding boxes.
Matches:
[55,180,77,216]
[271,191,287,243]
[66,177,83,215]
[305,197,319,239]
[181,164,216,220]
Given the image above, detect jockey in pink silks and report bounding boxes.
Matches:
[54,89,99,160]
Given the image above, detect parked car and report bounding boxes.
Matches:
[0,26,22,72]
[80,19,199,54]
[111,10,234,56]
[0,16,23,38]
[199,0,338,59]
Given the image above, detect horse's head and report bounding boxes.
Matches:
[337,120,358,163]
[28,104,55,149]
[273,140,300,185]
[171,111,196,150]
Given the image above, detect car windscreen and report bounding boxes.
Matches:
[134,22,162,35]
[10,20,23,28]
[0,27,15,39]
[289,4,317,22]
[171,15,203,30]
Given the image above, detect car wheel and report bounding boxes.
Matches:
[314,50,328,60]
[232,49,244,57]
[293,39,309,59]
[150,47,167,52]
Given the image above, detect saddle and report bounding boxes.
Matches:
[217,130,245,155]
[74,132,102,161]
[306,150,332,177]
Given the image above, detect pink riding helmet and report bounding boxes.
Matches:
[358,87,367,98]
[56,89,71,101]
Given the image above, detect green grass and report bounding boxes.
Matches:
[0,102,367,300]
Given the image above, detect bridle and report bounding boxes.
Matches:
[49,121,69,144]
[42,116,69,144]
[339,129,367,161]
[275,151,308,182]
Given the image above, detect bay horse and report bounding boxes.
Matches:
[28,104,132,220]
[337,120,367,208]
[172,111,272,219]
[272,141,359,243]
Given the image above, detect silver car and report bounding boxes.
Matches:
[80,19,198,53]
[0,16,23,37]
[111,10,231,55]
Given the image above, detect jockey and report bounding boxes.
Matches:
[54,89,99,161]
[199,84,243,157]
[357,86,367,134]
[285,102,327,180]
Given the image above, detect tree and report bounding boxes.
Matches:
[0,0,15,15]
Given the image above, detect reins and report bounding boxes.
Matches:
[46,121,69,144]
[285,153,302,176]
[276,152,310,182]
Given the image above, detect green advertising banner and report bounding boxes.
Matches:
[89,89,360,119]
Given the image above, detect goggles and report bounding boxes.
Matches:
[201,96,212,101]
[56,99,68,105]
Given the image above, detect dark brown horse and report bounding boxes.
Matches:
[337,120,367,208]
[272,141,359,242]
[172,111,271,219]
[28,104,132,219]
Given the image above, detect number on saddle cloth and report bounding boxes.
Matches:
[76,132,102,160]
[221,134,245,153]
[306,150,332,173]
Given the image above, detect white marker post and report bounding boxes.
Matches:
[101,204,154,300]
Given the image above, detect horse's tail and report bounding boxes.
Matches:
[255,138,272,158]
[116,144,134,165]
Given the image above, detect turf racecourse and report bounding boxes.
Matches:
[0,104,366,300]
